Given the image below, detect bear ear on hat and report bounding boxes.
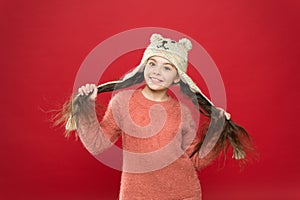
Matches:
[179,38,192,51]
[150,33,163,43]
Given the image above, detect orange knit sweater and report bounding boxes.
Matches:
[77,89,210,200]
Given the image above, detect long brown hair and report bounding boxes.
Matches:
[54,70,254,164]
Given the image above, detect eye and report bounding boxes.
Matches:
[163,66,172,71]
[148,61,156,66]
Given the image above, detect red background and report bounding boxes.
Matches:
[1,0,299,199]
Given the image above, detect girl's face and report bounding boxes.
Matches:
[143,56,180,92]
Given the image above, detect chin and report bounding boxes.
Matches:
[148,85,164,91]
[146,83,166,91]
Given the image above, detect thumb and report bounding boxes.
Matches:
[89,84,98,101]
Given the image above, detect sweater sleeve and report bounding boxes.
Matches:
[76,95,122,156]
[181,106,216,170]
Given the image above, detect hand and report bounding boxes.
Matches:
[78,83,98,101]
[216,107,231,120]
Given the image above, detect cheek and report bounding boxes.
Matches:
[143,66,150,76]
[144,65,153,73]
[165,72,178,82]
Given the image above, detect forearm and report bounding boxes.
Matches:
[75,99,115,155]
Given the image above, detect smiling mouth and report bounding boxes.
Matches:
[150,77,163,82]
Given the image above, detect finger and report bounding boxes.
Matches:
[88,84,94,94]
[90,84,98,100]
[224,112,231,120]
[87,84,92,93]
[78,87,82,96]
[85,84,91,95]
[83,84,88,95]
[84,84,89,94]
[89,84,95,93]
[79,87,85,96]
[85,84,89,94]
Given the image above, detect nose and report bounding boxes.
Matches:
[152,65,161,75]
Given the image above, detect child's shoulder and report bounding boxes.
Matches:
[178,101,193,115]
[109,89,136,105]
[111,89,136,99]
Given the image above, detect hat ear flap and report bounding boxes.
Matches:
[150,33,163,43]
[179,38,192,51]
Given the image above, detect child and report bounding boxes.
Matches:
[58,34,253,199]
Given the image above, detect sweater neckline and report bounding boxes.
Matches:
[133,89,175,108]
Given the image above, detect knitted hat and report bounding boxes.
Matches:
[119,33,214,105]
